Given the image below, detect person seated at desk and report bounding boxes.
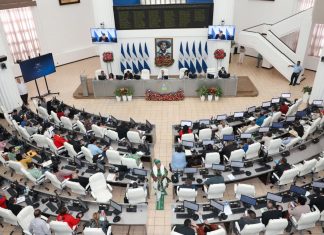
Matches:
[204,171,224,186]
[218,67,230,78]
[279,102,289,114]
[89,212,110,234]
[310,188,324,212]
[53,130,68,148]
[178,125,192,139]
[7,146,17,161]
[108,73,114,80]
[292,122,304,137]
[311,108,323,120]
[6,196,23,216]
[126,148,142,167]
[55,108,65,120]
[271,157,290,184]
[25,121,39,135]
[237,209,260,231]
[124,71,133,80]
[67,133,82,153]
[288,196,310,222]
[52,164,74,182]
[261,201,283,226]
[98,70,107,80]
[27,163,43,180]
[57,206,83,229]
[242,139,254,153]
[16,153,32,169]
[69,172,89,189]
[11,109,23,123]
[240,121,257,133]
[220,141,238,163]
[87,138,108,159]
[216,30,226,40]
[158,70,168,80]
[43,124,54,138]
[256,111,267,126]
[29,209,51,235]
[174,219,198,235]
[171,145,187,170]
[217,121,228,135]
[261,132,273,148]
[116,121,130,139]
[197,220,219,235]
[178,179,196,191]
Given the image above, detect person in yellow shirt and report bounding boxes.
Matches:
[15,154,32,168]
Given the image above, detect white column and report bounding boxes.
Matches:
[0,25,23,113]
[309,50,324,103]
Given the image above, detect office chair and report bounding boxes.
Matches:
[264,139,282,155]
[312,157,324,178]
[17,126,33,143]
[225,149,245,163]
[285,104,298,117]
[106,149,123,165]
[234,183,255,199]
[95,69,107,80]
[309,117,321,134]
[294,159,317,181]
[245,142,261,160]
[313,205,324,230]
[81,146,102,163]
[124,69,133,75]
[235,221,265,235]
[202,152,221,168]
[176,187,197,202]
[0,207,19,234]
[264,218,288,235]
[65,181,87,195]
[75,120,93,135]
[11,119,19,132]
[84,227,112,235]
[121,157,143,169]
[21,168,46,188]
[244,125,260,133]
[181,133,195,142]
[126,187,147,205]
[217,126,233,139]
[106,129,119,141]
[319,116,324,128]
[3,112,13,128]
[290,207,320,235]
[37,106,50,120]
[50,111,63,127]
[271,111,282,124]
[301,127,311,141]
[141,69,150,80]
[158,68,169,79]
[46,137,66,156]
[89,172,113,203]
[17,206,34,235]
[171,226,183,235]
[204,183,226,200]
[206,226,227,235]
[32,134,50,148]
[295,98,303,109]
[91,124,106,138]
[206,68,217,78]
[261,116,272,127]
[44,171,68,194]
[64,142,83,159]
[8,161,25,176]
[60,116,76,131]
[179,68,188,79]
[198,128,212,141]
[50,221,75,235]
[127,131,146,144]
[272,168,299,190]
[281,137,301,150]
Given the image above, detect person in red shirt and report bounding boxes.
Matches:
[279,102,289,114]
[0,195,7,209]
[56,207,83,229]
[56,108,65,119]
[178,125,192,139]
[53,130,68,148]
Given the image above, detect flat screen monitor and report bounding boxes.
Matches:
[262,101,271,108]
[223,134,235,141]
[181,120,192,127]
[130,117,136,126]
[199,119,210,125]
[184,168,198,174]
[210,200,224,212]
[313,100,323,106]
[208,25,235,40]
[271,98,280,104]
[281,93,291,98]
[109,115,118,124]
[266,192,283,203]
[96,162,105,172]
[216,114,227,121]
[290,185,307,196]
[231,161,244,168]
[247,106,256,113]
[202,140,215,146]
[272,122,283,129]
[286,116,296,122]
[240,133,252,139]
[312,181,324,189]
[240,195,257,206]
[183,200,199,212]
[146,120,153,130]
[259,127,270,133]
[212,164,225,171]
[296,111,307,118]
[110,200,122,213]
[133,168,147,177]
[74,157,82,168]
[19,53,56,82]
[181,140,194,148]
[234,112,244,118]
[90,28,117,43]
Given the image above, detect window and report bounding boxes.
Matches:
[298,0,314,11]
[0,7,40,62]
[309,24,324,57]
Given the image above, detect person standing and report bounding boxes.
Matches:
[16,78,28,106]
[288,61,303,86]
[151,159,169,205]
[29,209,51,235]
[238,46,246,64]
[257,53,263,68]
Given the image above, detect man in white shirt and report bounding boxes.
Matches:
[288,61,303,86]
[16,78,28,105]
[29,209,51,235]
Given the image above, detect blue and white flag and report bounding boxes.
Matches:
[126,43,131,59]
[179,42,184,59]
[120,61,126,74]
[185,42,190,59]
[132,43,137,58]
[198,41,202,57]
[184,60,190,69]
[139,43,144,59]
[132,61,139,74]
[204,41,208,59]
[189,60,196,74]
[202,59,208,73]
[178,60,184,70]
[126,61,132,70]
[192,41,196,58]
[144,43,149,58]
[143,60,150,71]
[121,44,126,59]
[196,59,202,73]
[138,60,144,72]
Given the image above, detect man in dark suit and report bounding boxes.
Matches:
[309,188,324,212]
[293,122,304,137]
[220,141,237,163]
[98,70,107,80]
[238,210,259,231]
[218,67,230,78]
[271,157,291,184]
[261,201,283,226]
[99,33,109,42]
[215,30,226,40]
[116,121,129,140]
[174,219,197,235]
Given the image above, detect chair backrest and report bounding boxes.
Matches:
[267,139,282,155]
[106,149,122,165]
[265,218,288,235]
[64,142,78,158]
[32,134,49,148]
[0,207,18,225]
[21,168,37,184]
[182,133,195,142]
[296,209,320,230]
[83,228,106,235]
[65,181,86,195]
[295,98,303,108]
[91,124,105,138]
[51,111,62,126]
[158,68,169,78]
[95,69,107,80]
[76,120,87,134]
[171,226,183,235]
[207,183,226,199]
[285,104,297,117]
[121,157,138,169]
[4,112,13,126]
[49,221,73,234]
[89,172,107,192]
[198,128,212,141]
[205,152,221,168]
[46,137,59,155]
[12,119,19,131]
[244,125,259,133]
[60,116,73,130]
[124,69,133,74]
[285,137,301,149]
[278,168,299,186]
[106,130,119,141]
[81,146,94,163]
[309,117,321,134]
[220,127,233,139]
[17,126,32,142]
[298,159,317,177]
[261,116,272,127]
[45,171,63,190]
[127,131,142,144]
[301,127,311,141]
[245,142,261,160]
[177,187,197,202]
[126,187,147,205]
[271,112,282,124]
[229,149,245,162]
[240,223,265,235]
[207,227,227,235]
[141,69,150,80]
[37,106,49,120]
[179,68,188,79]
[8,161,24,175]
[206,67,217,74]
[313,157,324,173]
[234,183,255,199]
[17,206,34,232]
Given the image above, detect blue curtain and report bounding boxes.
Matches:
[113,0,140,6]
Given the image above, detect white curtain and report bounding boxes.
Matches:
[298,0,315,11]
[0,7,40,62]
[309,24,324,57]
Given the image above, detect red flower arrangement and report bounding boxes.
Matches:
[145,89,184,101]
[155,56,174,67]
[103,52,114,62]
[214,49,226,60]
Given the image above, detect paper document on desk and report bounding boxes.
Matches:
[16,196,25,204]
[107,174,116,182]
[42,160,52,168]
[248,117,256,121]
[185,150,192,156]
[227,174,235,180]
[224,204,232,215]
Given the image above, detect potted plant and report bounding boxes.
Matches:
[120,88,128,102]
[207,87,217,102]
[215,87,223,101]
[196,86,208,101]
[126,87,134,101]
[302,86,312,103]
[114,88,121,102]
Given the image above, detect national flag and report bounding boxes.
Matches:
[192,41,196,58]
[121,44,126,59]
[132,61,139,74]
[143,60,150,71]
[184,60,190,69]
[93,31,99,42]
[204,41,208,56]
[189,60,196,74]
[179,42,184,59]
[126,61,132,70]
[126,43,131,58]
[144,43,149,58]
[138,60,144,72]
[198,41,202,57]
[139,43,144,58]
[178,60,184,70]
[196,59,202,73]
[132,43,137,58]
[120,61,126,74]
[202,59,208,73]
[185,42,190,58]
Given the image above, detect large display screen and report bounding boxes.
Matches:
[114,4,213,30]
[19,53,56,82]
[90,28,117,43]
[208,25,235,40]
